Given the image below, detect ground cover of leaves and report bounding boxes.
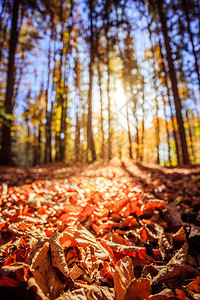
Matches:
[0,160,200,300]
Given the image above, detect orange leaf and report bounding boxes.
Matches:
[0,276,19,287]
[124,278,151,300]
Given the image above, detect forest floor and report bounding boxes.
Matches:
[0,160,200,299]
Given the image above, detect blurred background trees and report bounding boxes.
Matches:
[0,0,199,166]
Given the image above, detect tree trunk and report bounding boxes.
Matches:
[123,78,133,160]
[126,96,133,160]
[141,76,145,162]
[162,95,172,165]
[105,1,112,161]
[75,110,80,162]
[0,0,20,165]
[158,35,181,165]
[44,26,53,164]
[135,117,140,162]
[156,0,189,165]
[38,120,42,165]
[97,58,105,159]
[60,99,67,161]
[0,0,7,67]
[148,24,160,164]
[87,0,96,162]
[182,0,200,89]
[33,126,37,166]
[55,1,64,162]
[185,110,195,163]
[59,1,73,161]
[25,120,30,167]
[49,101,53,163]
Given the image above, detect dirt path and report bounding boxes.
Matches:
[0,161,200,299]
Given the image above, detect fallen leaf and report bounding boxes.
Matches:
[124,278,151,300]
[49,231,69,277]
[114,256,134,300]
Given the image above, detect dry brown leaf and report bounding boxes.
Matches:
[56,288,87,299]
[149,288,177,299]
[152,264,199,287]
[114,256,134,300]
[31,242,66,299]
[69,264,86,281]
[73,283,115,300]
[101,239,146,259]
[150,296,177,299]
[0,263,47,300]
[31,243,51,295]
[124,278,151,300]
[49,231,69,277]
[185,276,200,294]
[165,203,183,226]
[173,227,186,243]
[151,242,198,287]
[154,224,172,259]
[175,289,189,299]
[59,223,110,260]
[189,224,200,239]
[167,242,188,266]
[84,244,100,275]
[142,264,163,282]
[26,238,46,266]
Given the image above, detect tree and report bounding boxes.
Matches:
[44,22,53,164]
[182,0,200,89]
[87,0,96,162]
[154,0,190,165]
[147,23,160,164]
[0,0,20,165]
[158,34,181,165]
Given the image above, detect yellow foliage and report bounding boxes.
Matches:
[109,56,122,73]
[66,117,70,123]
[145,49,151,58]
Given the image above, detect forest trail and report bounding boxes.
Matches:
[0,160,200,299]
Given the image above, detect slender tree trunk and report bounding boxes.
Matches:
[158,35,181,165]
[135,115,140,162]
[25,121,30,167]
[44,26,53,164]
[75,109,80,162]
[0,0,20,165]
[156,0,189,165]
[185,110,195,163]
[148,24,160,164]
[107,50,112,160]
[105,1,112,160]
[119,130,124,160]
[123,78,133,160]
[55,1,64,161]
[87,0,96,162]
[60,69,69,162]
[60,98,67,161]
[126,97,133,160]
[141,76,145,162]
[182,0,200,89]
[49,101,53,163]
[97,58,105,159]
[162,95,172,165]
[59,1,73,161]
[0,0,7,67]
[38,120,42,165]
[33,126,37,166]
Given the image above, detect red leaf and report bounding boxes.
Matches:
[0,276,19,287]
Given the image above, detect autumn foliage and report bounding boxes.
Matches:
[0,161,199,299]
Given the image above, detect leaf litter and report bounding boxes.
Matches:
[0,160,199,299]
